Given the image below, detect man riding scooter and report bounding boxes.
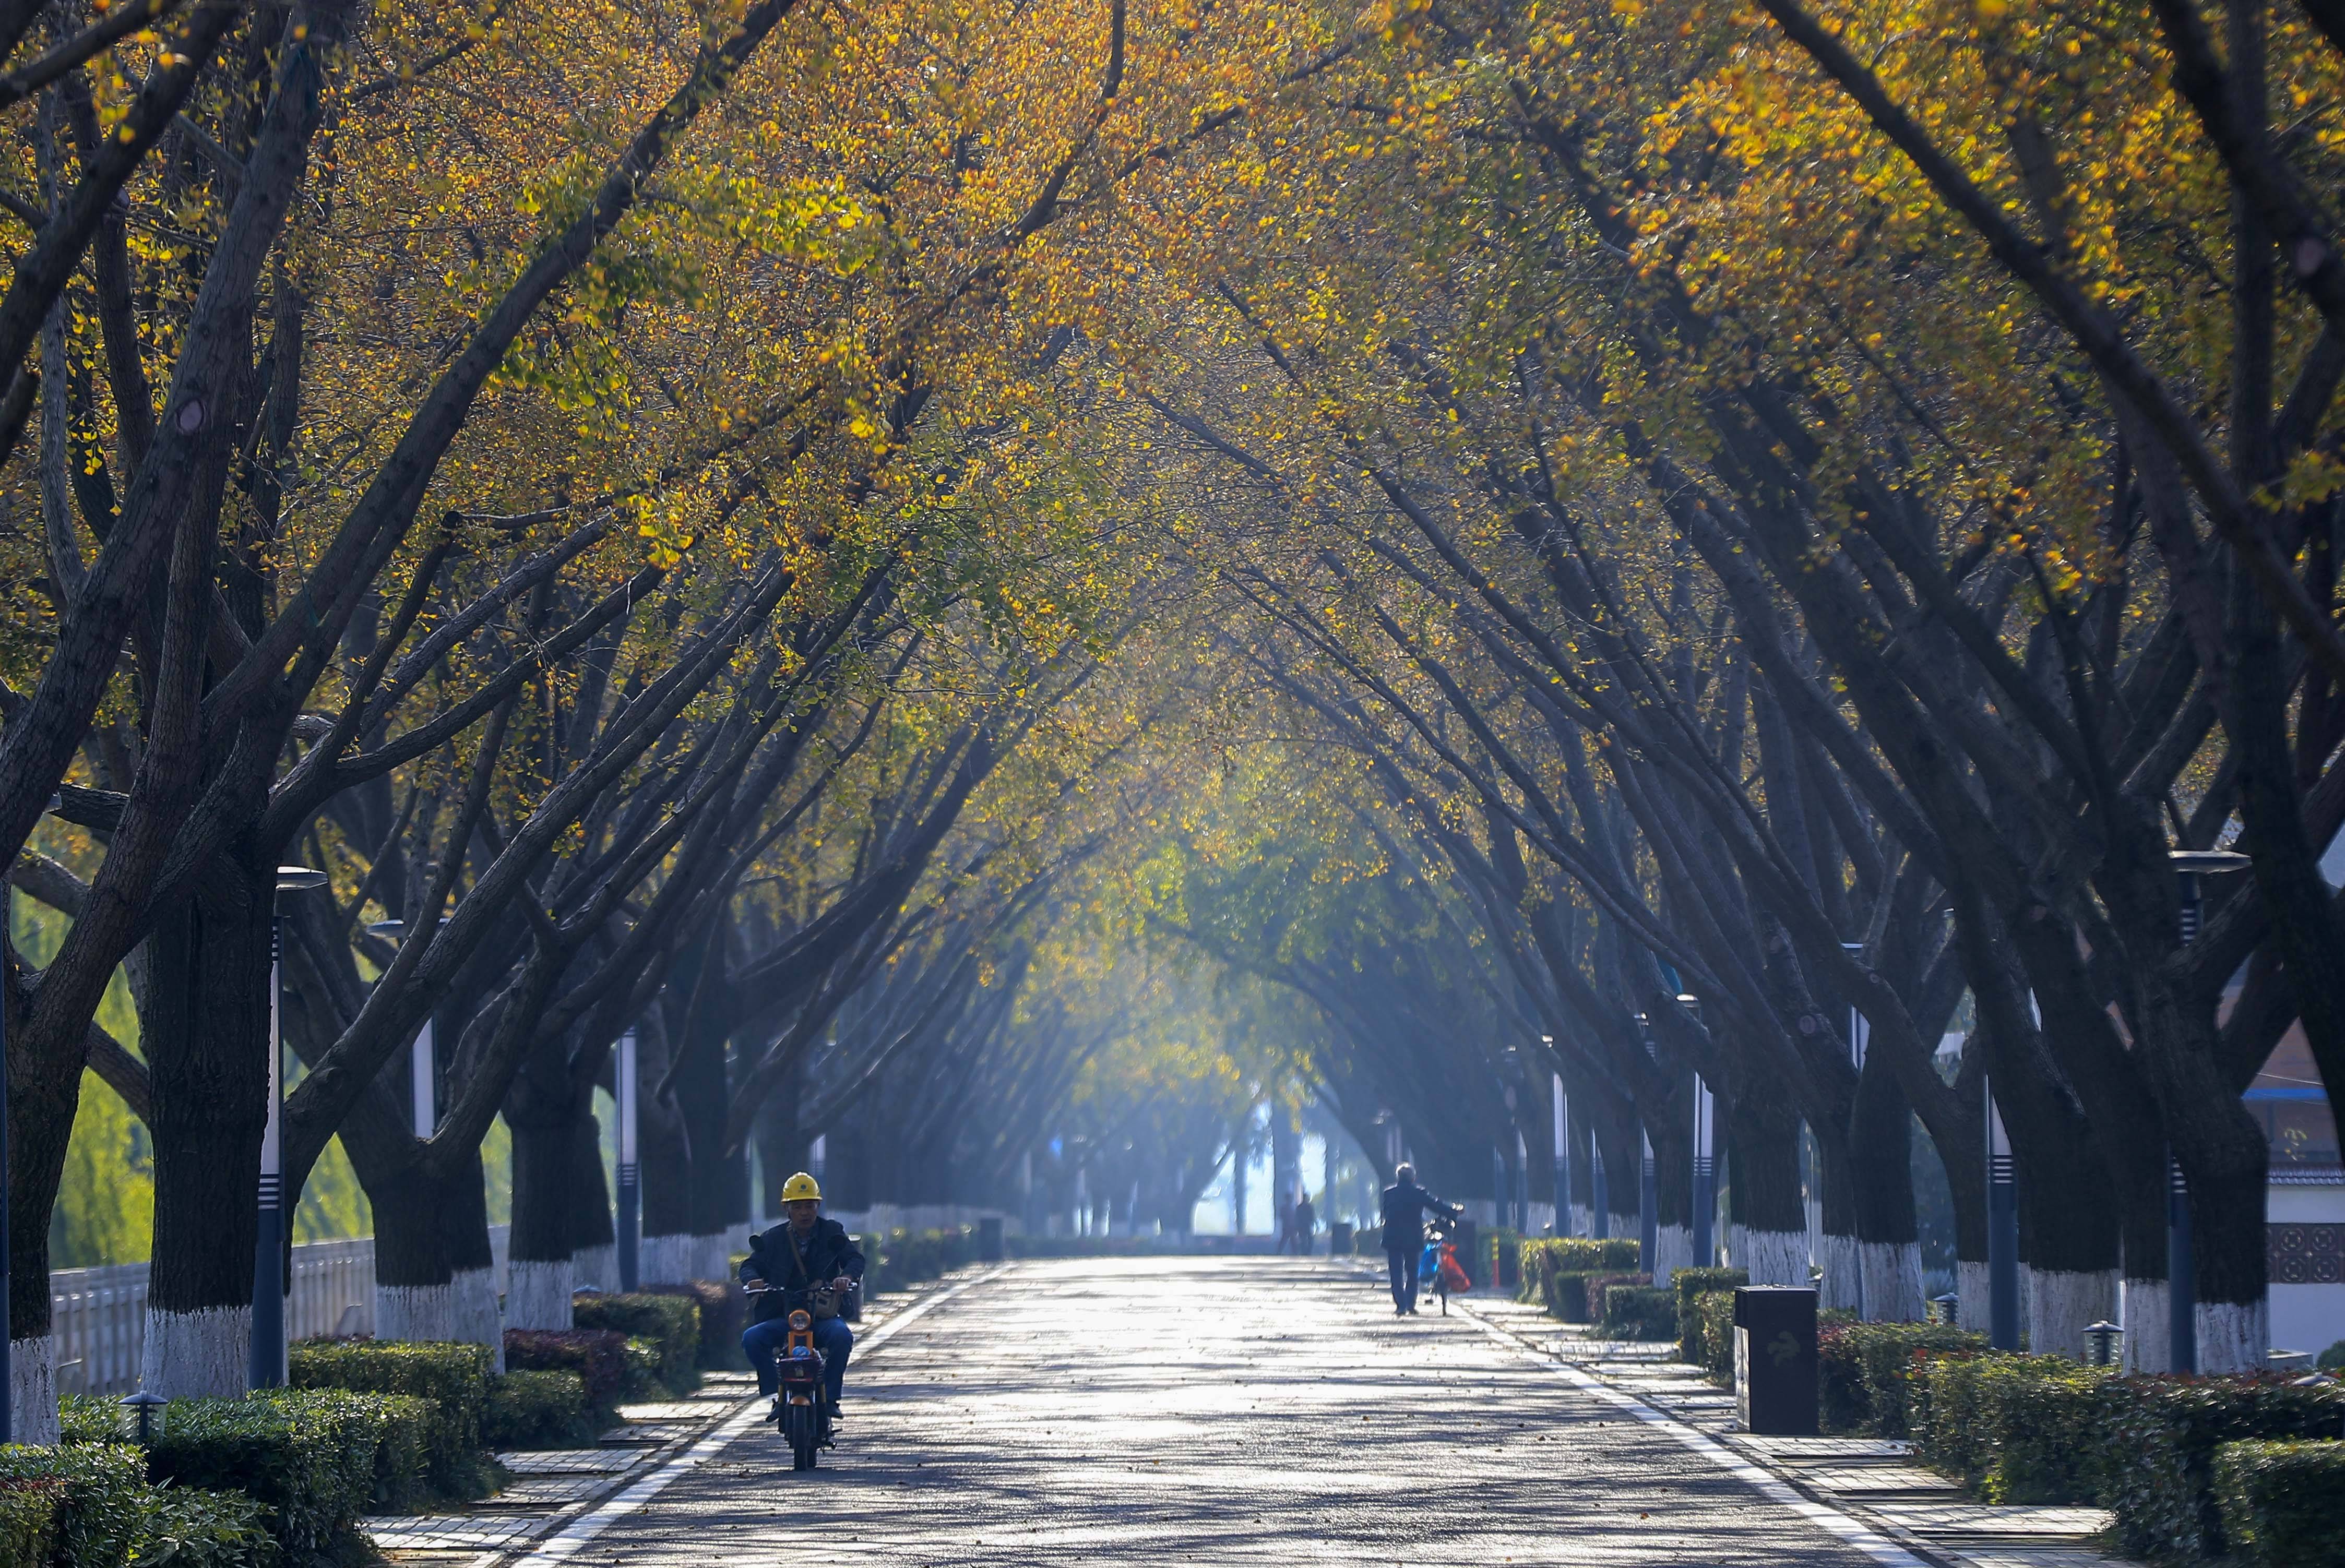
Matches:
[740,1172,864,1423]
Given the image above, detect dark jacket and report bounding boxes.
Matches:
[740,1216,866,1325]
[1379,1181,1460,1251]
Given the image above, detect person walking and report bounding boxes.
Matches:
[1379,1164,1460,1314]
[1293,1192,1316,1255]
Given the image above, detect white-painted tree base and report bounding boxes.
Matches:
[143,1307,253,1398]
[572,1244,616,1294]
[374,1283,456,1344]
[2122,1278,2170,1372]
[1652,1224,1693,1286]
[724,1222,752,1259]
[1860,1241,1926,1322]
[506,1261,574,1330]
[1819,1234,1862,1312]
[1605,1214,1638,1246]
[2026,1267,2117,1360]
[452,1266,503,1372]
[1743,1228,1810,1287]
[690,1232,730,1282]
[2196,1298,2269,1373]
[1957,1261,1994,1335]
[10,1336,56,1445]
[639,1233,696,1286]
[1567,1205,1593,1238]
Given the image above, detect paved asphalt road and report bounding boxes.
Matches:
[547,1256,1889,1565]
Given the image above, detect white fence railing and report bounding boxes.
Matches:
[51,1227,511,1397]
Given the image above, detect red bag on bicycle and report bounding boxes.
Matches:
[1437,1244,1472,1295]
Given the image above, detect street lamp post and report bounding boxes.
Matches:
[1550,1062,1569,1238]
[2165,848,2251,1373]
[1680,995,1715,1270]
[1987,1080,2020,1350]
[364,919,448,1149]
[615,1027,640,1291]
[254,866,328,1390]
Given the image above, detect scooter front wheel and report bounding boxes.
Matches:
[784,1400,820,1471]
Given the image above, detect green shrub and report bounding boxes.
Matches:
[2319,1340,2345,1372]
[0,1477,63,1568]
[258,1387,434,1518]
[503,1329,628,1410]
[572,1295,700,1394]
[1599,1285,1678,1340]
[141,1395,375,1563]
[1584,1272,1648,1322]
[1517,1239,1640,1318]
[643,1280,744,1370]
[1673,1268,1747,1366]
[288,1338,497,1501]
[481,1372,597,1451]
[862,1227,978,1295]
[132,1486,279,1568]
[1911,1354,2112,1503]
[1692,1291,1739,1384]
[618,1338,666,1401]
[58,1397,121,1446]
[2215,1439,2345,1568]
[1815,1321,1986,1437]
[2101,1374,2345,1562]
[0,1440,148,1568]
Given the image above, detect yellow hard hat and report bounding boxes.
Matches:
[779,1171,822,1203]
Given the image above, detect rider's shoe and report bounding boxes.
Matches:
[766,1395,783,1423]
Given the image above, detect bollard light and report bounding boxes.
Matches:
[2085,1321,2122,1368]
[1934,1293,1959,1326]
[118,1387,166,1444]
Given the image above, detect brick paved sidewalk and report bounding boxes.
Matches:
[1459,1290,2141,1568]
[368,1271,982,1566]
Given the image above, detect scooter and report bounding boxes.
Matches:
[1419,1212,1472,1315]
[748,1286,842,1470]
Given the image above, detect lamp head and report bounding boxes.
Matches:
[275,866,328,892]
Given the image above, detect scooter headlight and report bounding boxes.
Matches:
[788,1309,811,1331]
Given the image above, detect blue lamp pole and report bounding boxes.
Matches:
[615,1027,640,1291]
[2164,848,2250,1373]
[254,866,328,1390]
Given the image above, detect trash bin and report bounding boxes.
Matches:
[978,1216,1004,1263]
[1734,1286,1818,1435]
[1329,1221,1353,1256]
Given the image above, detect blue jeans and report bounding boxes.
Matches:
[742,1314,853,1404]
[1386,1245,1420,1312]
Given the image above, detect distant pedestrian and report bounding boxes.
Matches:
[1293,1193,1316,1254]
[1380,1164,1461,1314]
[1275,1189,1297,1253]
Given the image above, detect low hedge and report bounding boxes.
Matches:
[1599,1284,1678,1341]
[1689,1290,1739,1384]
[133,1392,376,1563]
[1816,1320,1985,1437]
[863,1227,979,1295]
[2215,1439,2345,1568]
[255,1387,435,1521]
[503,1328,629,1411]
[0,1478,61,1568]
[2100,1374,2345,1562]
[1517,1238,1641,1320]
[0,1442,145,1567]
[1585,1271,1648,1322]
[287,1338,498,1501]
[644,1280,744,1370]
[131,1485,277,1568]
[1673,1267,1747,1366]
[573,1295,700,1395]
[1912,1353,2110,1501]
[481,1371,598,1451]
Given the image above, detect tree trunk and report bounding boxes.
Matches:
[443,1143,503,1371]
[1646,1073,1695,1284]
[140,871,272,1396]
[504,1111,575,1330]
[1726,1082,1810,1285]
[568,1109,616,1293]
[1850,1064,1924,1321]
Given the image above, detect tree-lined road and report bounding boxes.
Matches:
[557,1258,1888,1565]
